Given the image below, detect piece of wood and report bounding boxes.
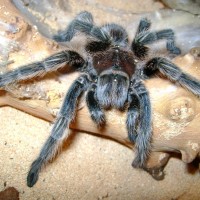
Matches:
[1,53,200,179]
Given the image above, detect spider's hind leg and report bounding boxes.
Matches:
[27,75,90,187]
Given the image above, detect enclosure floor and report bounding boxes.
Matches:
[0,107,200,200]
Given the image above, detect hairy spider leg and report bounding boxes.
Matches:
[145,57,200,96]
[53,11,110,45]
[27,75,90,187]
[86,83,106,126]
[130,80,152,168]
[72,20,111,44]
[101,23,129,46]
[126,89,140,142]
[0,51,85,88]
[136,18,151,34]
[132,19,181,59]
[53,11,94,42]
[86,23,129,53]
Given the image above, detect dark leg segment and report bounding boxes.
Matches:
[53,11,94,42]
[86,23,128,53]
[131,80,152,168]
[86,84,105,126]
[72,20,110,42]
[126,90,140,142]
[101,23,128,46]
[132,26,181,59]
[131,18,151,58]
[27,75,90,187]
[145,57,200,96]
[53,11,110,43]
[136,18,151,34]
[0,51,85,88]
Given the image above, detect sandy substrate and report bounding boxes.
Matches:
[1,107,200,199]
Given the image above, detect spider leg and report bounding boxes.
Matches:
[53,11,110,44]
[0,50,85,88]
[132,22,181,59]
[86,83,105,126]
[101,23,128,46]
[136,18,151,34]
[27,75,90,187]
[130,79,152,168]
[126,89,140,142]
[145,57,200,96]
[86,23,128,53]
[53,11,93,42]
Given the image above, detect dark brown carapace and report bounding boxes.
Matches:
[93,47,136,77]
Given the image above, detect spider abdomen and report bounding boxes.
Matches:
[96,70,129,110]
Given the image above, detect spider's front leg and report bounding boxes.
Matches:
[53,11,110,44]
[27,75,90,187]
[135,18,151,35]
[127,79,152,168]
[132,18,181,59]
[0,50,85,88]
[145,57,200,96]
[53,11,94,42]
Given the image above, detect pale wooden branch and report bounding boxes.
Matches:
[1,53,200,180]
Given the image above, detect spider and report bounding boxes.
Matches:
[1,11,200,187]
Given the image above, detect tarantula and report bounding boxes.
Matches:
[1,11,200,187]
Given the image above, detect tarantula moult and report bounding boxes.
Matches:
[1,11,200,187]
